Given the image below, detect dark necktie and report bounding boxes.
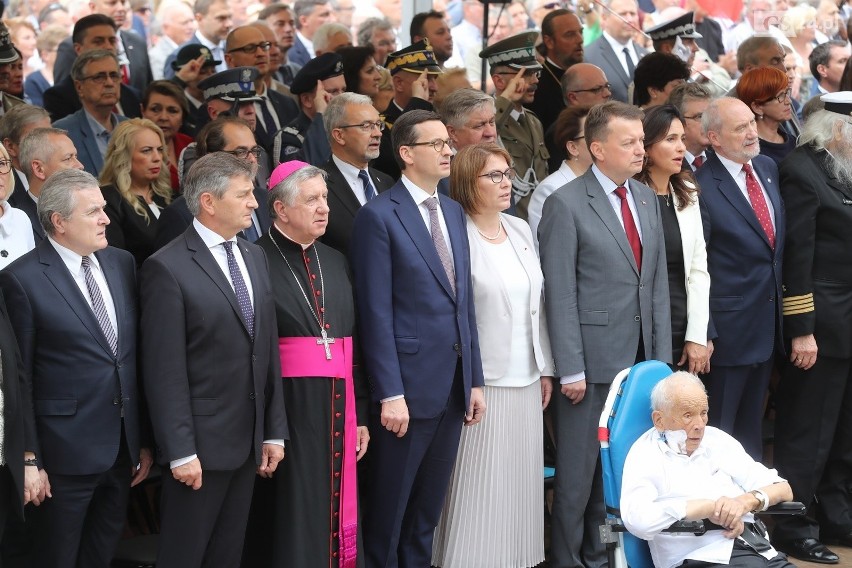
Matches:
[358,169,376,201]
[258,97,278,136]
[424,197,456,296]
[82,255,117,356]
[222,241,255,338]
[623,47,635,76]
[742,164,775,249]
[614,186,642,271]
[692,154,704,169]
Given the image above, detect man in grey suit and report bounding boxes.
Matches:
[539,101,672,568]
[582,0,648,103]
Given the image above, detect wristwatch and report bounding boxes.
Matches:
[749,489,769,512]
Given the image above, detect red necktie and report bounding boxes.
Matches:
[121,64,130,86]
[615,186,642,271]
[692,154,704,168]
[742,163,775,249]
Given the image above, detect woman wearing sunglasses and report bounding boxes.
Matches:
[736,67,796,166]
[432,143,554,568]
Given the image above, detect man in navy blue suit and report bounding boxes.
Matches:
[695,97,785,461]
[350,109,486,568]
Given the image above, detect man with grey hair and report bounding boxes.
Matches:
[356,17,396,66]
[621,371,796,568]
[313,22,352,55]
[252,159,369,566]
[290,0,336,67]
[140,152,287,567]
[440,87,499,151]
[771,93,852,563]
[0,167,151,568]
[53,49,129,177]
[16,127,85,243]
[0,103,50,192]
[149,0,197,81]
[320,92,394,253]
[667,82,712,171]
[695,97,785,461]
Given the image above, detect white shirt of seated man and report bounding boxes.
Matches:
[620,372,793,568]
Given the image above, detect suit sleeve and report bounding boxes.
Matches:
[460,208,484,389]
[683,199,711,346]
[258,248,289,442]
[538,190,584,376]
[139,256,197,463]
[779,158,818,338]
[699,193,718,340]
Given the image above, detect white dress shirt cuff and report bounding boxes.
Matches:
[170,454,197,469]
[381,395,405,403]
[263,439,286,447]
[560,372,585,385]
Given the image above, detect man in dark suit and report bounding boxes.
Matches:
[53,0,152,94]
[582,0,648,103]
[695,97,785,461]
[319,92,393,254]
[0,168,152,568]
[350,110,485,568]
[15,128,86,244]
[539,100,671,568]
[140,152,287,567]
[529,9,584,133]
[290,0,335,67]
[163,0,232,79]
[43,14,143,122]
[0,104,50,196]
[53,50,129,178]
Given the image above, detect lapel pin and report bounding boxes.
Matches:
[641,200,646,205]
[767,178,771,183]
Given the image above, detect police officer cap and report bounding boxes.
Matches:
[479,31,542,70]
[290,52,345,95]
[646,11,703,41]
[385,39,443,76]
[821,91,852,116]
[171,44,221,71]
[198,67,263,103]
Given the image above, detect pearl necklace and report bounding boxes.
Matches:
[476,222,503,241]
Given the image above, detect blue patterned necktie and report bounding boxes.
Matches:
[82,255,117,356]
[358,169,376,201]
[222,241,255,338]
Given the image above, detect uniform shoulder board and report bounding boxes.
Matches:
[281,126,304,143]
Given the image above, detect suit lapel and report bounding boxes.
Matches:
[712,156,773,249]
[585,171,640,275]
[78,111,105,174]
[599,40,630,86]
[325,159,361,219]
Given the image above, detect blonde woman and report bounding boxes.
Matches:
[372,66,394,114]
[0,142,34,269]
[99,119,174,266]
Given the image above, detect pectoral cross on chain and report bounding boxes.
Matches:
[317,328,335,360]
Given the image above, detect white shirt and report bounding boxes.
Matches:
[602,31,638,77]
[149,35,178,81]
[621,426,785,568]
[48,237,117,334]
[196,33,227,73]
[715,153,776,232]
[332,154,369,206]
[296,30,315,59]
[254,83,281,132]
[450,19,482,62]
[0,202,35,269]
[529,161,579,251]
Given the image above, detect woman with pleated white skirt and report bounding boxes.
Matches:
[432,143,555,568]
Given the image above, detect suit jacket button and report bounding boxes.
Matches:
[113,398,119,405]
[251,355,257,362]
[249,392,256,400]
[531,309,537,315]
[634,315,641,321]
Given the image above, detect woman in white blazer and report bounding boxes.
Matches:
[432,144,554,568]
[634,104,712,373]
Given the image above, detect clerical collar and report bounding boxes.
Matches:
[273,222,314,250]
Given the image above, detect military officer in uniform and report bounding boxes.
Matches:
[275,52,347,166]
[483,31,550,221]
[771,92,852,564]
[372,39,443,180]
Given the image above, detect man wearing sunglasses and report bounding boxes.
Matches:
[484,30,550,221]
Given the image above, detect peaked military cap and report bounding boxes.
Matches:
[821,91,852,116]
[198,66,263,103]
[290,52,345,95]
[385,39,442,75]
[646,11,703,41]
[171,43,221,71]
[0,22,18,64]
[479,31,542,70]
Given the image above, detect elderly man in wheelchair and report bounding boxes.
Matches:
[620,371,795,568]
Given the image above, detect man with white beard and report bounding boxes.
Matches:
[771,91,852,564]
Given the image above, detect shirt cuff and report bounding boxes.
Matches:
[560,371,585,385]
[381,395,405,403]
[170,454,197,469]
[263,439,286,447]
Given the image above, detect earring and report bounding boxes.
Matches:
[757,113,764,120]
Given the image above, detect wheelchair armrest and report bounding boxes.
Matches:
[763,501,805,515]
[664,520,707,535]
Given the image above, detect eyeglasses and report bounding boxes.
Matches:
[227,41,272,54]
[683,113,703,121]
[495,69,541,79]
[571,82,612,95]
[479,168,516,184]
[224,145,263,159]
[407,138,452,153]
[762,89,791,104]
[0,159,11,174]
[337,120,385,132]
[80,71,121,84]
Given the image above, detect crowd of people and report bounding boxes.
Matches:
[0,0,851,567]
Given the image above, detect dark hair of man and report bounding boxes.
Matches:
[338,45,376,95]
[391,109,444,170]
[632,52,690,107]
[666,81,710,116]
[736,36,780,72]
[72,13,117,45]
[541,8,574,39]
[196,116,252,156]
[193,0,223,16]
[257,2,291,20]
[584,100,644,149]
[809,39,847,82]
[553,104,591,156]
[634,104,698,210]
[410,10,445,43]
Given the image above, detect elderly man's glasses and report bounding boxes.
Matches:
[227,41,272,54]
[0,159,11,174]
[337,120,385,132]
[224,146,263,159]
[762,90,791,104]
[571,82,612,95]
[81,71,121,84]
[479,168,516,184]
[407,139,452,153]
